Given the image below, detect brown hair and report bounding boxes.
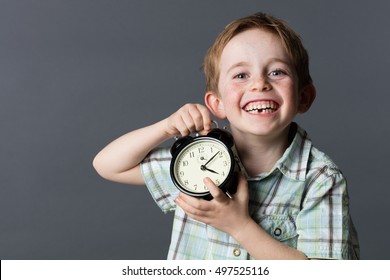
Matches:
[203,12,312,93]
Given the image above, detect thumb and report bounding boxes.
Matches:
[203,177,228,202]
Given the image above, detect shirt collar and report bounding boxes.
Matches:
[271,122,312,182]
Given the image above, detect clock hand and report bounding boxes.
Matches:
[203,151,220,167]
[200,165,219,174]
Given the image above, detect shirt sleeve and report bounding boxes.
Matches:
[140,147,179,213]
[296,166,360,259]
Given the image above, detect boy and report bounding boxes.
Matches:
[93,12,359,259]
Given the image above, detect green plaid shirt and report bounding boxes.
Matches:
[141,123,360,259]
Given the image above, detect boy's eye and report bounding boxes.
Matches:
[269,70,286,77]
[234,73,249,79]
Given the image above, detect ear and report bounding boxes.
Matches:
[298,84,316,114]
[204,91,227,119]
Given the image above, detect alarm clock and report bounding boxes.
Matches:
[170,128,240,200]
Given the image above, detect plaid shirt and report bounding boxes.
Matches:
[140,123,360,259]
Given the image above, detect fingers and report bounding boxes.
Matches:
[180,104,212,135]
[176,174,250,233]
[167,104,212,137]
[174,178,224,220]
[175,193,212,222]
[179,105,203,134]
[198,105,212,135]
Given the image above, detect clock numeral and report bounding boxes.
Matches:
[223,161,228,166]
[198,147,204,153]
[189,152,195,158]
[184,180,189,186]
[193,184,198,190]
[215,179,220,185]
[179,171,184,176]
[182,160,189,167]
[203,185,208,190]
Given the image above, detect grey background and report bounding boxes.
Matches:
[1,0,389,260]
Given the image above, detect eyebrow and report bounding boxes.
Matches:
[226,62,250,74]
[226,58,291,74]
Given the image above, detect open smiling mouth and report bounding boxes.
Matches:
[244,100,279,114]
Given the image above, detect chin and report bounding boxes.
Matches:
[235,121,291,139]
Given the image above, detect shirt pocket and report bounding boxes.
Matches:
[258,215,298,248]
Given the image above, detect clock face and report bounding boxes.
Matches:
[172,137,233,195]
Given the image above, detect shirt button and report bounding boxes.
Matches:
[274,227,282,237]
[233,248,241,257]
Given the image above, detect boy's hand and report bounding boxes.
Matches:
[165,103,212,137]
[175,173,251,238]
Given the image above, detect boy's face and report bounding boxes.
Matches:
[210,28,306,140]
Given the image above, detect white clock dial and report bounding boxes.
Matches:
[173,138,232,194]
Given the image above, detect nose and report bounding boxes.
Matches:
[250,76,271,92]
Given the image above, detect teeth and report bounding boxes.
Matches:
[244,101,278,114]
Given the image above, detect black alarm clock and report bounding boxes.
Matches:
[170,128,240,200]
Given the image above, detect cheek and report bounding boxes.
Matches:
[279,82,298,102]
[219,83,244,104]
[229,82,244,92]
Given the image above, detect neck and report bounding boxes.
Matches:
[232,125,291,177]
